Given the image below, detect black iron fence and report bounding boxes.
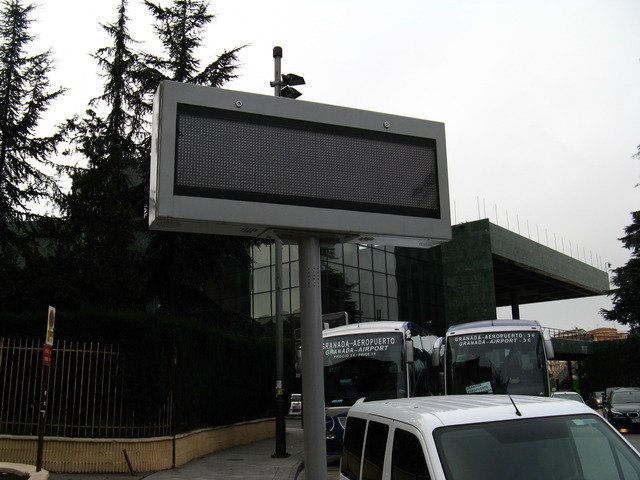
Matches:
[0,338,172,438]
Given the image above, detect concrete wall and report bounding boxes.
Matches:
[0,418,274,474]
[441,220,497,327]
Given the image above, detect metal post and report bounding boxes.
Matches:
[273,46,282,97]
[273,235,288,457]
[35,362,50,471]
[299,235,327,479]
[511,293,520,320]
[271,45,288,458]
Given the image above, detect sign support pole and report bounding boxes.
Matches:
[271,45,289,459]
[36,306,55,472]
[299,235,327,479]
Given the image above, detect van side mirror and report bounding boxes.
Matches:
[432,337,444,367]
[405,338,414,364]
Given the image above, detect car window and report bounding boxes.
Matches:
[392,428,431,480]
[341,416,367,480]
[362,421,389,480]
[612,390,640,404]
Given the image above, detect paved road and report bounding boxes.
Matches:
[625,433,640,452]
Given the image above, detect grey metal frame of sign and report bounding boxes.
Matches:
[150,81,451,247]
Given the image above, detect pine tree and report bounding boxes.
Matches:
[55,0,148,309]
[0,0,64,253]
[601,148,640,333]
[140,0,252,315]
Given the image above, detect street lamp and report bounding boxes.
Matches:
[270,45,305,459]
[271,46,305,99]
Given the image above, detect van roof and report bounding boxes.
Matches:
[349,395,594,430]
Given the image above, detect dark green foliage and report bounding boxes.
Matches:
[0,309,292,431]
[54,0,149,310]
[136,0,253,316]
[583,337,640,392]
[0,0,65,253]
[601,210,640,333]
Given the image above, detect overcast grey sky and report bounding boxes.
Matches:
[35,0,639,331]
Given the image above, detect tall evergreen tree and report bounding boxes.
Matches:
[0,0,64,253]
[601,147,640,333]
[55,0,148,309]
[140,0,251,316]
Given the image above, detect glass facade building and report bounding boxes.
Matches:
[249,243,445,333]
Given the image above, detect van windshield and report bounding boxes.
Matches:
[323,332,405,406]
[434,414,640,480]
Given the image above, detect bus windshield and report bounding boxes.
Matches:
[323,332,406,406]
[446,330,548,396]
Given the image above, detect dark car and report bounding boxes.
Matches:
[604,388,640,431]
[587,390,605,409]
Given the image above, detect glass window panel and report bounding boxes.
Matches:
[373,248,386,272]
[283,244,290,263]
[375,296,388,321]
[282,263,290,289]
[291,261,299,287]
[387,275,398,298]
[388,298,399,321]
[360,293,375,320]
[291,287,300,314]
[290,245,299,261]
[386,251,396,273]
[374,272,387,296]
[253,245,271,268]
[328,262,344,279]
[280,288,291,315]
[253,266,271,293]
[359,269,374,294]
[358,245,372,270]
[331,244,343,264]
[253,292,272,319]
[344,266,359,290]
[343,243,358,266]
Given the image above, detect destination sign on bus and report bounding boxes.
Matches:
[451,332,536,348]
[323,333,401,364]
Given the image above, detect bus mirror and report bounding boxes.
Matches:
[405,338,414,364]
[432,337,443,367]
[543,331,555,360]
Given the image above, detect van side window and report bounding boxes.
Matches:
[391,428,431,480]
[341,417,367,480]
[363,421,389,480]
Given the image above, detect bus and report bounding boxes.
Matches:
[432,319,555,397]
[323,320,439,455]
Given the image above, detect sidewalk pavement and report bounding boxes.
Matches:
[49,427,306,480]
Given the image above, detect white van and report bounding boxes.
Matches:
[339,395,640,480]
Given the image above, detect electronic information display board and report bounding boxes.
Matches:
[150,81,451,247]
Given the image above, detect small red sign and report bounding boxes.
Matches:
[43,344,53,366]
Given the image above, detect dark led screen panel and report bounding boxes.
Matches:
[175,105,440,218]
